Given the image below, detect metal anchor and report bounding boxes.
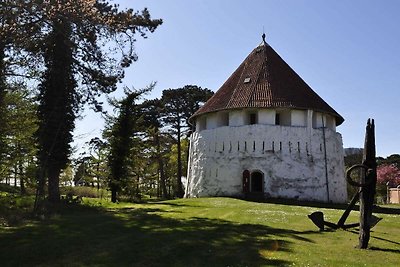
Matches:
[308,119,382,241]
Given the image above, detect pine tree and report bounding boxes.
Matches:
[31,0,162,203]
[37,16,77,202]
[161,85,213,197]
[141,99,169,199]
[3,85,38,193]
[107,88,149,202]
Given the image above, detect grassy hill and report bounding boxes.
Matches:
[0,196,399,266]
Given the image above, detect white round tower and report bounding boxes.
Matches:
[186,36,347,203]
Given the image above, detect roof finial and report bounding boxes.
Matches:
[262,26,266,44]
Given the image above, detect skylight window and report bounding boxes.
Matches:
[244,77,251,84]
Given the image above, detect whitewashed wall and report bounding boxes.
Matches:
[291,110,307,127]
[258,109,275,125]
[229,110,246,126]
[186,122,347,203]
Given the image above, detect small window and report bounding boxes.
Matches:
[275,114,280,125]
[250,113,257,125]
[244,77,251,84]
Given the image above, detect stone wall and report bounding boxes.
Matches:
[186,124,347,203]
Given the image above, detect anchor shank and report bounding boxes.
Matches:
[337,190,360,227]
[359,119,377,249]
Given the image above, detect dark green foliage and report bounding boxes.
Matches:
[140,99,169,198]
[344,151,364,199]
[0,2,43,182]
[107,89,149,202]
[86,137,109,189]
[61,186,108,199]
[344,153,363,169]
[378,154,400,167]
[1,1,164,203]
[161,85,213,197]
[31,1,162,204]
[37,18,77,203]
[0,44,6,173]
[73,160,91,186]
[2,85,38,193]
[0,190,35,226]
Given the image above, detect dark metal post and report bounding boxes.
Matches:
[321,116,330,202]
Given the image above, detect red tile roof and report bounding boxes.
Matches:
[192,40,344,125]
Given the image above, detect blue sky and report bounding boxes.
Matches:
[75,0,400,157]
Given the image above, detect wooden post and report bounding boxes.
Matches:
[359,119,377,249]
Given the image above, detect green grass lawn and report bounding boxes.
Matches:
[0,197,399,267]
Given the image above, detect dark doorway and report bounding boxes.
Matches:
[275,113,280,125]
[249,113,257,125]
[251,171,263,192]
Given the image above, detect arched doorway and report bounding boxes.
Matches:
[251,171,263,192]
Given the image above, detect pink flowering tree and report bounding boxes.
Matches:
[377,164,400,187]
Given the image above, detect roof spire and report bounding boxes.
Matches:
[262,26,266,44]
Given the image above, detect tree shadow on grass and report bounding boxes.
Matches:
[147,201,191,207]
[369,247,400,254]
[344,229,400,253]
[0,204,314,267]
[242,197,400,215]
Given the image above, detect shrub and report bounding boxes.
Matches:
[0,194,35,226]
[0,183,20,194]
[61,186,108,199]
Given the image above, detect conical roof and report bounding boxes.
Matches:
[192,37,344,125]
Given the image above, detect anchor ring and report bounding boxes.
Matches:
[346,164,373,187]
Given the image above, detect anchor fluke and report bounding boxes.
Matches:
[308,211,339,231]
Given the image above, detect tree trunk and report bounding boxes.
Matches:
[37,18,76,204]
[20,175,25,194]
[136,174,140,198]
[111,188,117,203]
[34,165,47,214]
[36,166,46,199]
[0,42,6,174]
[48,166,61,203]
[176,122,184,198]
[96,162,100,190]
[156,132,168,199]
[18,160,25,194]
[14,164,18,187]
[159,160,168,199]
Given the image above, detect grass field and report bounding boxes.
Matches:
[0,196,399,266]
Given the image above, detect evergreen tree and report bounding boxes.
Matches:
[0,43,6,174]
[141,99,169,198]
[161,85,213,197]
[87,137,109,190]
[37,16,77,202]
[31,0,162,203]
[106,87,151,202]
[3,85,38,193]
